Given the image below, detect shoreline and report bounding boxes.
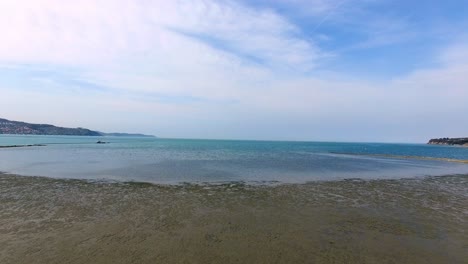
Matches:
[330,151,468,164]
[428,143,468,147]
[2,169,468,188]
[1,173,466,263]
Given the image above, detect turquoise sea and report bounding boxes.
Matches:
[1,135,467,184]
[1,135,468,263]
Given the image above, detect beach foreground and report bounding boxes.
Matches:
[1,174,467,264]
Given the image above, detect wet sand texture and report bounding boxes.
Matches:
[1,174,467,264]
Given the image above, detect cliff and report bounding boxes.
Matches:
[102,133,155,138]
[428,137,468,146]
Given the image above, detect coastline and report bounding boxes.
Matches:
[428,143,468,148]
[428,137,468,147]
[1,173,467,264]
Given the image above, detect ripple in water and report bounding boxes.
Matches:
[0,173,467,263]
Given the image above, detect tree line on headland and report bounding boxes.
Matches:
[428,137,468,146]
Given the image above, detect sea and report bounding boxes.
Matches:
[0,135,467,184]
[1,135,467,263]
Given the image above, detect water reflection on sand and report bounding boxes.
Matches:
[0,174,467,263]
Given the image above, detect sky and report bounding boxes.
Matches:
[0,0,467,143]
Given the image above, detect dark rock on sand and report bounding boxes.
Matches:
[0,144,46,148]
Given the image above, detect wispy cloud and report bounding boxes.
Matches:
[0,0,320,69]
[0,0,467,141]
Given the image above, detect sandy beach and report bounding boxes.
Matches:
[1,173,467,264]
[1,0,468,263]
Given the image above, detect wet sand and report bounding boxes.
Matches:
[0,174,467,263]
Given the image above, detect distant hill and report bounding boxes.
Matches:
[101,133,155,138]
[0,118,155,137]
[428,137,468,146]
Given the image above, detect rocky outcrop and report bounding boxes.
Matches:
[0,144,46,148]
[428,137,468,146]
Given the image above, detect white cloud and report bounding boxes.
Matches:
[439,38,468,66]
[0,0,323,101]
[0,0,467,141]
[0,0,320,68]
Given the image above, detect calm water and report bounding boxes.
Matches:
[1,135,467,263]
[0,135,467,184]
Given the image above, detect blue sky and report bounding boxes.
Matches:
[0,0,467,142]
